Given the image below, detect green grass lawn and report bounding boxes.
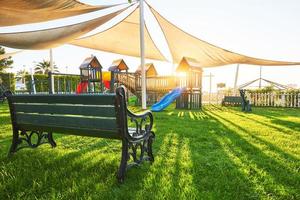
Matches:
[0,103,299,200]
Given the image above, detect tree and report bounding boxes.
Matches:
[34,60,59,74]
[0,46,13,72]
[16,69,29,83]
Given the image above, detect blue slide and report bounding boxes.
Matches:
[151,87,184,112]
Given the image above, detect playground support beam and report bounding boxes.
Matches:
[259,66,262,88]
[139,0,146,109]
[209,73,212,104]
[234,64,240,95]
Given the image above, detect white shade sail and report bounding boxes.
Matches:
[70,5,166,61]
[0,51,22,60]
[149,5,300,67]
[0,9,126,50]
[0,0,113,26]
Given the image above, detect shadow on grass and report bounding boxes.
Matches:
[205,110,299,199]
[132,112,260,199]
[268,118,300,132]
[215,105,300,134]
[246,107,300,132]
[232,112,295,135]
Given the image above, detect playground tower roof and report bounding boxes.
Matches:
[176,57,203,72]
[79,55,102,69]
[136,63,158,77]
[109,59,129,72]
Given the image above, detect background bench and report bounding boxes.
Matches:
[221,96,242,106]
[7,86,155,182]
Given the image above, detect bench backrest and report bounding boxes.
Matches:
[7,89,127,139]
[223,96,242,103]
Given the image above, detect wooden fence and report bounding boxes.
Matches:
[249,92,300,108]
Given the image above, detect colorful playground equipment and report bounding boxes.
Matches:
[76,81,88,94]
[27,56,203,110]
[104,57,202,110]
[151,87,185,112]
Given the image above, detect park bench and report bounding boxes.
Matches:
[221,96,242,106]
[7,86,155,182]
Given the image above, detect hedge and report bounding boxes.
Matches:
[25,74,81,93]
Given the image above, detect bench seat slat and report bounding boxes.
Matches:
[16,113,118,131]
[10,94,116,105]
[19,124,121,139]
[14,103,116,117]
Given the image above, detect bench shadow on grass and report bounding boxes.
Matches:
[0,137,124,199]
[204,110,299,199]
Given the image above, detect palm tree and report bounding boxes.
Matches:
[34,60,59,74]
[16,69,29,82]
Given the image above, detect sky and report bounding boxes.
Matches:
[1,0,300,92]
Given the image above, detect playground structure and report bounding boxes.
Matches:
[23,56,203,110]
[77,55,103,93]
[108,59,129,92]
[175,57,202,109]
[110,57,203,109]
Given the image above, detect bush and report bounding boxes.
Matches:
[0,73,15,92]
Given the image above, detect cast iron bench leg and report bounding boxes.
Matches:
[48,132,57,148]
[117,139,129,183]
[147,132,155,162]
[8,129,20,156]
[8,130,57,156]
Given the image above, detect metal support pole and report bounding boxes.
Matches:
[173,63,177,75]
[49,49,55,93]
[234,64,240,95]
[139,0,146,109]
[259,66,262,88]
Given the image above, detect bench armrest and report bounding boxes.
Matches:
[126,109,154,142]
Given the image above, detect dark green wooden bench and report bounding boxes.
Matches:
[221,96,242,106]
[7,86,155,182]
